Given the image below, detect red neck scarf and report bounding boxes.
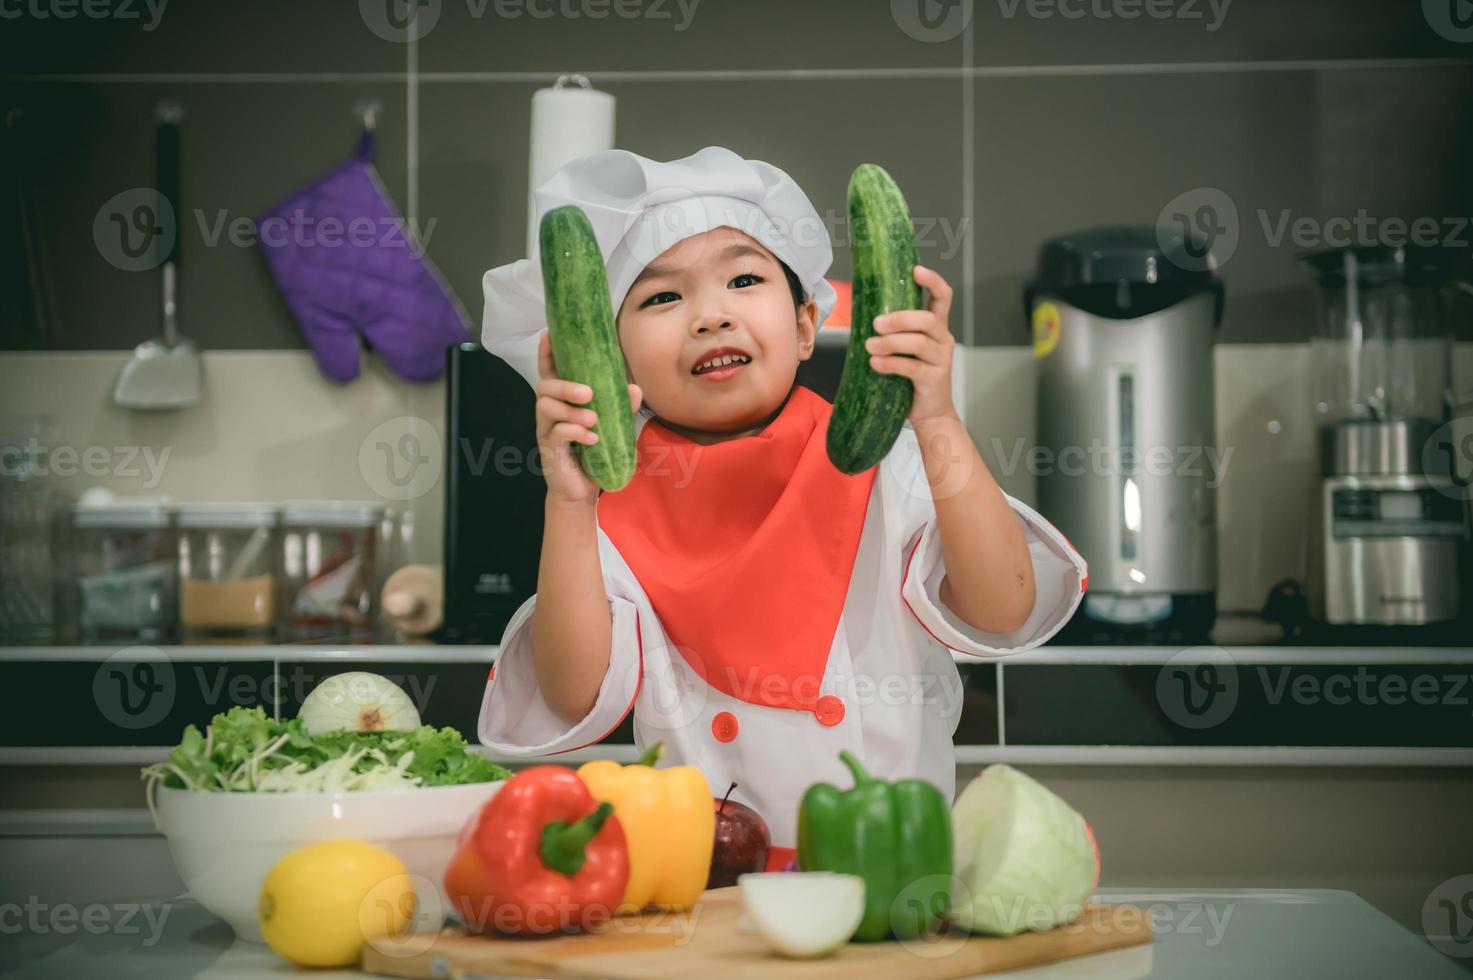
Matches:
[598,385,878,714]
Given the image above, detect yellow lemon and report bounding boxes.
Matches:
[258,840,414,968]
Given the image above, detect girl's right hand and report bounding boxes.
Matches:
[535,329,643,506]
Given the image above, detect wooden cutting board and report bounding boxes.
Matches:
[360,887,1151,980]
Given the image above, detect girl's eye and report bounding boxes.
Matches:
[730,273,764,289]
[640,291,680,309]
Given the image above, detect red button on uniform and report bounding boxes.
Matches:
[814,695,845,727]
[711,711,739,743]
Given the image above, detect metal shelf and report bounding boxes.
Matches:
[0,645,500,664]
[981,646,1473,666]
[0,743,644,768]
[5,645,1470,666]
[952,745,1473,767]
[4,743,1469,769]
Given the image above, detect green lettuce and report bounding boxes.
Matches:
[142,706,510,797]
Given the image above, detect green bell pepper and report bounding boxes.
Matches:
[796,750,952,942]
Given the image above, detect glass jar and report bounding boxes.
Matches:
[73,500,176,645]
[278,501,383,643]
[0,416,59,645]
[177,503,279,644]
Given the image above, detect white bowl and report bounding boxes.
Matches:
[155,781,503,942]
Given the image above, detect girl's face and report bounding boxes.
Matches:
[616,226,818,445]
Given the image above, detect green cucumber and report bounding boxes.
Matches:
[826,164,921,475]
[539,205,637,492]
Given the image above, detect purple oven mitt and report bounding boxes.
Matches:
[255,131,470,383]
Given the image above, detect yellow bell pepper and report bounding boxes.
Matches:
[576,743,714,914]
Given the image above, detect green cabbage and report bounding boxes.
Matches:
[950,764,1099,935]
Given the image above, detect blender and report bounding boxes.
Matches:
[1302,244,1467,627]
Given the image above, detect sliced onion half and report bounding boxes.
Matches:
[738,872,865,959]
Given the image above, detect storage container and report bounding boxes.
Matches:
[278,501,383,643]
[177,503,278,643]
[73,499,176,644]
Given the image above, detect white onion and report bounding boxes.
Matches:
[738,872,865,958]
[298,671,422,735]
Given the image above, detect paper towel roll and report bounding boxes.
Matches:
[526,77,616,257]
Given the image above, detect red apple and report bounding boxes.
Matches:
[707,782,771,889]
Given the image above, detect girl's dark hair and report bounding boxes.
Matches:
[778,259,806,307]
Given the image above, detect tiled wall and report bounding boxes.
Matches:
[0,350,448,566]
[3,2,1472,613]
[3,344,1468,615]
[4,1,1471,351]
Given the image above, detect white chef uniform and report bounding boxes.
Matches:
[479,146,1087,849]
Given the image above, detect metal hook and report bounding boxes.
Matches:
[354,97,381,134]
[155,99,184,125]
[553,73,592,89]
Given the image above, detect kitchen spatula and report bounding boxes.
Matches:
[114,99,202,410]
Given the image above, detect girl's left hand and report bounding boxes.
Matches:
[864,264,958,426]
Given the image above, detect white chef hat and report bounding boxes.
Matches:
[481,145,837,392]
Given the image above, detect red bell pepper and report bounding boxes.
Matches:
[444,765,630,935]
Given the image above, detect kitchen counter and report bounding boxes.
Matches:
[2,888,1463,979]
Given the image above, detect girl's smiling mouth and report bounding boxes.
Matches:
[691,346,752,379]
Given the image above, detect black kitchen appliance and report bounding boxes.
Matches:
[441,343,546,644]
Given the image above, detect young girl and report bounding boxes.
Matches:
[479,146,1086,868]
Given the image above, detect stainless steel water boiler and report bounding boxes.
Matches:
[1026,226,1223,641]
